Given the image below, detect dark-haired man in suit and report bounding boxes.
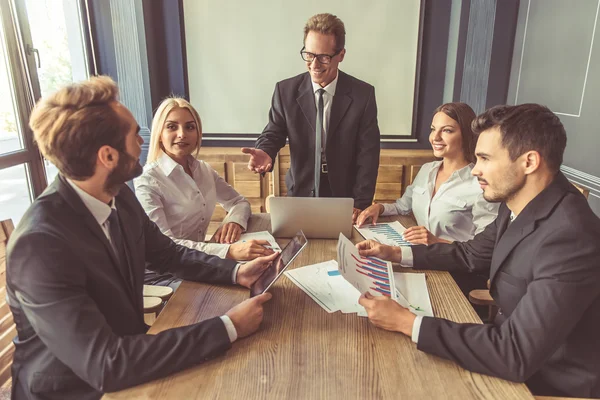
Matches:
[357,104,600,398]
[7,76,278,400]
[242,13,380,222]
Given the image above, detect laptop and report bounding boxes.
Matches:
[269,197,353,239]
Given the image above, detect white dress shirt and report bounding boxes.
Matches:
[67,178,239,343]
[311,72,339,156]
[382,160,498,242]
[379,161,499,344]
[134,152,252,259]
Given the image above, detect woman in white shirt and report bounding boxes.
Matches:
[134,98,273,287]
[357,102,499,244]
[357,102,498,299]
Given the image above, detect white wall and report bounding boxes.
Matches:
[183,0,421,136]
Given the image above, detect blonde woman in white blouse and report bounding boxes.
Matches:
[134,98,273,286]
[357,102,499,245]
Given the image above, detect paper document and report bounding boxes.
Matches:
[236,231,281,252]
[393,272,434,317]
[337,233,398,300]
[355,221,412,247]
[284,260,366,316]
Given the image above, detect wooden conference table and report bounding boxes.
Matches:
[105,214,533,400]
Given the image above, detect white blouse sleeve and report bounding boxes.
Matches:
[381,183,415,216]
[211,168,252,231]
[472,192,500,235]
[134,174,230,258]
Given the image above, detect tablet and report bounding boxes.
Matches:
[250,230,308,297]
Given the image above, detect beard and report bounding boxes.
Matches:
[481,168,526,203]
[104,151,143,196]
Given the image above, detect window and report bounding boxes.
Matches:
[0,0,91,224]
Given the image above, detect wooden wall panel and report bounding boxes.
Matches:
[205,161,226,180]
[199,146,436,225]
[374,165,403,203]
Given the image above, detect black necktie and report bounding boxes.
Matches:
[107,209,130,283]
[314,89,325,197]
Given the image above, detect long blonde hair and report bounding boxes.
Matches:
[146,97,203,164]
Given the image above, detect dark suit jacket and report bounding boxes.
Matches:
[412,172,600,398]
[255,70,381,209]
[6,175,238,400]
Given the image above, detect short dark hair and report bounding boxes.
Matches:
[29,76,128,180]
[472,104,567,173]
[434,102,477,163]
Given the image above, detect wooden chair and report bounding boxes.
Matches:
[0,220,16,395]
[571,182,590,199]
[468,279,497,322]
[265,194,275,213]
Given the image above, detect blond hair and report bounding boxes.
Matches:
[29,75,127,180]
[146,97,203,164]
[304,13,346,52]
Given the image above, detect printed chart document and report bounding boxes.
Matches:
[236,231,281,252]
[284,260,365,315]
[354,221,412,247]
[337,233,398,300]
[393,272,434,317]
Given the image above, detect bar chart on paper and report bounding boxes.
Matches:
[355,221,412,247]
[337,233,397,299]
[352,254,393,296]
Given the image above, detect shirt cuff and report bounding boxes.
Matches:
[381,203,398,217]
[220,315,238,343]
[411,315,423,343]
[232,263,241,284]
[400,246,414,267]
[222,216,248,232]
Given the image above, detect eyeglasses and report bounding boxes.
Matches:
[300,46,341,64]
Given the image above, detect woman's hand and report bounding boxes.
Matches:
[356,204,384,227]
[214,222,243,244]
[402,226,448,245]
[227,240,275,261]
[352,208,362,224]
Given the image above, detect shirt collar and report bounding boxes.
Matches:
[66,178,115,226]
[457,163,475,181]
[157,151,181,176]
[157,152,198,176]
[311,71,339,97]
[430,160,474,181]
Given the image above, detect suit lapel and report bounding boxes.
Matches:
[56,176,138,306]
[489,172,573,284]
[56,176,120,267]
[327,71,352,144]
[296,74,316,132]
[489,213,535,284]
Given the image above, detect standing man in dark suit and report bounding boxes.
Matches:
[6,76,279,400]
[356,104,600,398]
[242,13,381,221]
